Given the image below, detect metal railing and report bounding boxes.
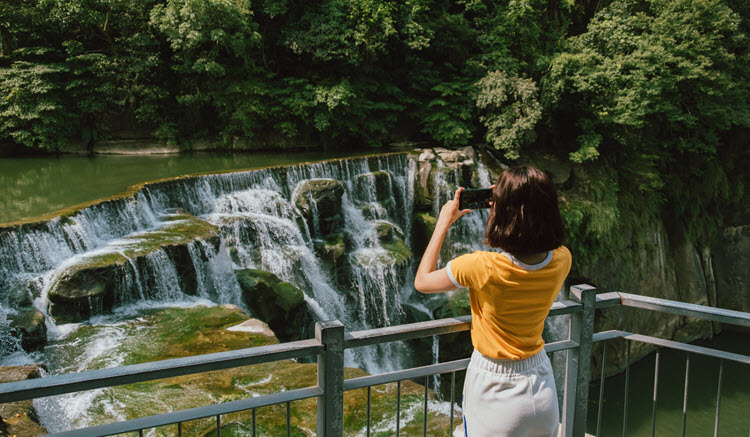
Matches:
[1,285,748,437]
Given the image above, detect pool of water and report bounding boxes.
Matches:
[0,150,379,224]
[586,331,750,436]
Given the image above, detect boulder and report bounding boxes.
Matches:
[0,364,47,436]
[412,213,437,256]
[7,308,47,352]
[293,179,345,236]
[235,269,312,342]
[48,213,220,323]
[371,221,412,265]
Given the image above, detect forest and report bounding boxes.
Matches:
[1,0,749,265]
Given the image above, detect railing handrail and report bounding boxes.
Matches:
[2,289,749,437]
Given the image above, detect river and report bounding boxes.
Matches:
[0,150,376,225]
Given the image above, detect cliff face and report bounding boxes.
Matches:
[713,226,750,318]
[412,147,749,375]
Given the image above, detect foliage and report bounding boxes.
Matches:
[0,48,75,149]
[1,0,748,271]
[543,0,749,245]
[476,70,542,159]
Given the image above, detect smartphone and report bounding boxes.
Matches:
[458,188,493,210]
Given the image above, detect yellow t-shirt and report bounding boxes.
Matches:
[448,246,572,360]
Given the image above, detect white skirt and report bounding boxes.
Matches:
[455,349,560,437]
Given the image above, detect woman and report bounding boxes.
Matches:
[414,164,571,437]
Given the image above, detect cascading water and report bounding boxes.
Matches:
[0,150,569,433]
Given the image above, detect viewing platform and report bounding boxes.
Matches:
[1,285,749,437]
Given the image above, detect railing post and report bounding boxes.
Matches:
[564,284,597,437]
[316,320,345,437]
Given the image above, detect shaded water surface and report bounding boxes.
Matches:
[0,151,376,224]
[587,332,750,436]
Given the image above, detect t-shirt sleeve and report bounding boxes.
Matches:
[447,252,489,289]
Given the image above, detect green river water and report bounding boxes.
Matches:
[0,150,376,225]
[0,152,747,435]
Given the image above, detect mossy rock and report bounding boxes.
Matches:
[293,178,345,236]
[47,213,220,323]
[236,269,312,342]
[7,308,47,352]
[412,213,437,257]
[373,221,412,265]
[43,305,457,436]
[0,364,48,436]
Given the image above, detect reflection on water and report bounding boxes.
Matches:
[587,332,750,436]
[0,151,376,224]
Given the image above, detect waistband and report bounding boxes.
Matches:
[468,349,549,376]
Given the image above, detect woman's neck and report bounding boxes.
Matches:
[513,251,548,265]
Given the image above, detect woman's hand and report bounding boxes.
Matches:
[437,187,471,229]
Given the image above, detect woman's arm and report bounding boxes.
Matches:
[414,188,470,294]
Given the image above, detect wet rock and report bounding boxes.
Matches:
[581,222,713,376]
[0,364,47,437]
[293,179,345,236]
[7,308,47,352]
[235,269,313,342]
[47,213,220,323]
[371,221,412,265]
[355,170,395,204]
[713,226,750,318]
[412,213,437,256]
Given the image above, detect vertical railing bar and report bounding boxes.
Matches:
[682,352,690,437]
[397,380,401,437]
[178,422,182,437]
[316,320,345,437]
[423,375,429,437]
[252,408,256,437]
[714,360,724,437]
[651,349,660,437]
[623,341,631,437]
[450,371,455,437]
[367,386,372,437]
[597,343,607,437]
[287,401,291,437]
[216,414,221,437]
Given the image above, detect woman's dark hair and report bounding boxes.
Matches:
[484,164,565,255]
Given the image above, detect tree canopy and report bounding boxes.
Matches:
[1,0,748,258]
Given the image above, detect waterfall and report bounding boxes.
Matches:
[0,151,568,383]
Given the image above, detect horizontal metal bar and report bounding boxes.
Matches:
[594,292,622,309]
[344,359,471,391]
[47,386,323,437]
[0,339,323,403]
[549,300,584,316]
[593,330,622,343]
[617,331,750,365]
[545,339,579,354]
[345,302,580,349]
[346,316,472,348]
[619,293,750,328]
[342,339,577,392]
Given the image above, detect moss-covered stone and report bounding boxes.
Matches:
[293,178,345,236]
[43,305,456,437]
[376,224,412,265]
[412,213,437,257]
[7,308,47,352]
[0,364,48,436]
[235,269,312,342]
[47,213,220,323]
